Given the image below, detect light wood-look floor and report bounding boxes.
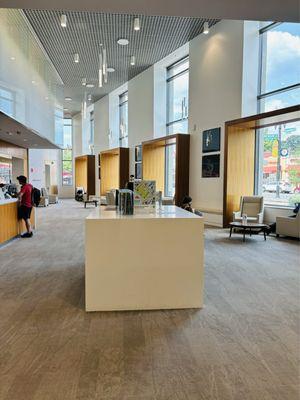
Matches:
[0,200,299,400]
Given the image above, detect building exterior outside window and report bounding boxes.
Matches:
[62,118,73,186]
[166,57,189,135]
[119,91,128,147]
[257,22,300,207]
[0,87,14,117]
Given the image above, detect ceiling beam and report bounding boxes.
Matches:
[0,0,299,22]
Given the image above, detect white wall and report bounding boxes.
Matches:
[128,67,154,174]
[28,149,60,190]
[189,20,245,226]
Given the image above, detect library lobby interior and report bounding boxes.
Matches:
[0,1,299,399]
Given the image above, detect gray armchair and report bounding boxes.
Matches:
[233,196,264,223]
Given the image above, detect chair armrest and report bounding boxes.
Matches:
[257,212,264,223]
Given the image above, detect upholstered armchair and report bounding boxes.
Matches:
[41,187,58,205]
[39,188,49,207]
[276,213,300,239]
[233,196,264,223]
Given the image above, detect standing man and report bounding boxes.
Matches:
[17,175,33,238]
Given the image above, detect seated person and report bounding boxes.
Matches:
[181,195,194,213]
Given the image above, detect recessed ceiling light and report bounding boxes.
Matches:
[107,67,115,73]
[23,139,27,142]
[65,97,72,101]
[63,108,69,111]
[45,96,49,100]
[117,38,129,46]
[203,22,209,34]
[60,14,67,28]
[31,80,36,84]
[86,83,94,88]
[10,56,15,61]
[7,132,13,136]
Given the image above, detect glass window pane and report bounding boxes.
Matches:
[259,88,300,112]
[167,58,189,79]
[119,91,128,147]
[260,121,300,206]
[63,149,72,161]
[165,144,176,198]
[167,72,189,124]
[62,160,73,186]
[260,22,300,93]
[167,119,188,135]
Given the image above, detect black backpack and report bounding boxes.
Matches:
[31,187,41,207]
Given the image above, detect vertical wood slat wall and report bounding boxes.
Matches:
[75,155,96,198]
[0,202,35,245]
[142,134,190,206]
[99,148,129,196]
[223,124,255,227]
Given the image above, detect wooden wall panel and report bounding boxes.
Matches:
[100,153,119,195]
[75,157,87,190]
[224,126,255,226]
[142,143,165,193]
[0,202,35,244]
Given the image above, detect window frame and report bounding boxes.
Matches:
[166,56,189,135]
[62,118,73,187]
[256,22,300,207]
[119,91,128,147]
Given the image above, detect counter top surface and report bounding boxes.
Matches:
[87,205,202,220]
[0,198,18,205]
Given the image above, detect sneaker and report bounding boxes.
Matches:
[21,232,33,238]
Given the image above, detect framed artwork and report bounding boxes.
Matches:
[135,145,142,162]
[134,180,156,205]
[202,128,221,153]
[202,154,220,178]
[135,162,142,180]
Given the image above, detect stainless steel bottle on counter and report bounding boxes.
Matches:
[118,189,134,215]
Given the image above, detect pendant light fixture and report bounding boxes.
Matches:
[130,55,136,66]
[98,44,108,87]
[60,14,67,28]
[203,22,209,34]
[98,51,103,88]
[74,53,79,63]
[82,92,87,119]
[134,17,140,31]
[82,77,87,86]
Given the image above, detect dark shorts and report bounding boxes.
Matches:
[18,205,32,221]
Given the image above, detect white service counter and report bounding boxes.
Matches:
[85,206,204,312]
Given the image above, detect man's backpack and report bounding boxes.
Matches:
[31,187,41,207]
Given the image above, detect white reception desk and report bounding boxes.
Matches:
[85,206,204,312]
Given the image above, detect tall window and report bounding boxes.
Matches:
[62,118,73,186]
[166,57,189,135]
[119,91,128,147]
[257,22,300,206]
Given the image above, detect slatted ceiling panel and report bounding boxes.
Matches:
[23,10,219,114]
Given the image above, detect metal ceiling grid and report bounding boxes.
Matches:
[23,10,219,114]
